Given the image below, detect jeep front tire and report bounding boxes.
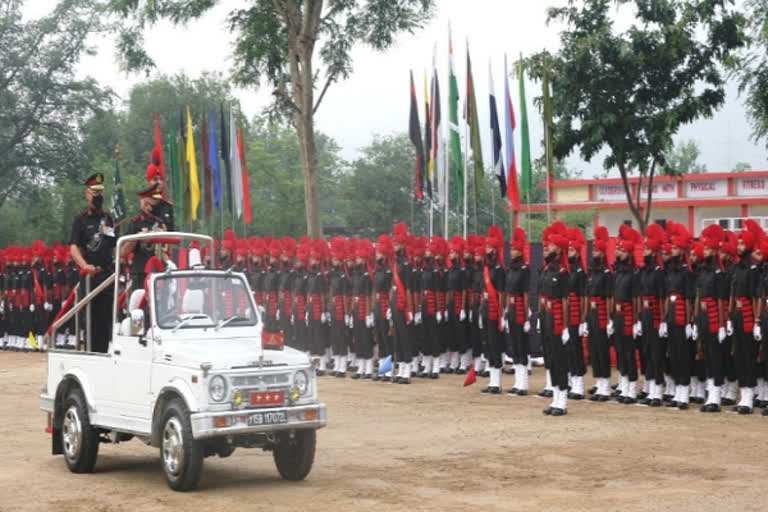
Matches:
[62,388,100,473]
[160,398,204,491]
[273,429,316,481]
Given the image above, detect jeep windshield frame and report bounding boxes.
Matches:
[153,271,259,331]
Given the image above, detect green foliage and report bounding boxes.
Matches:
[662,139,707,176]
[0,0,112,209]
[732,161,752,172]
[737,0,768,148]
[526,0,747,229]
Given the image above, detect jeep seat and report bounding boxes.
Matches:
[182,289,204,315]
[119,289,146,336]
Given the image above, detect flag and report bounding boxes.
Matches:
[542,67,554,202]
[179,108,190,224]
[408,70,424,200]
[430,67,442,202]
[377,355,393,375]
[519,59,533,203]
[237,126,252,224]
[28,332,39,350]
[185,106,200,221]
[504,55,520,209]
[168,110,182,218]
[209,105,222,212]
[463,365,476,386]
[153,112,166,179]
[111,145,126,224]
[201,110,212,220]
[230,107,243,218]
[448,28,463,205]
[423,70,432,199]
[466,42,483,204]
[488,63,506,200]
[220,104,233,215]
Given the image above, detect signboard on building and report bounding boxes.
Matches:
[737,177,768,197]
[686,179,727,198]
[595,183,626,201]
[639,182,677,199]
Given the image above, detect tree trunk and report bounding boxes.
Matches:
[296,112,322,238]
[617,163,647,232]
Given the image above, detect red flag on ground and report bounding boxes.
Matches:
[463,365,477,387]
[237,127,252,225]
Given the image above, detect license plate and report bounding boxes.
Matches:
[250,390,285,406]
[247,411,288,426]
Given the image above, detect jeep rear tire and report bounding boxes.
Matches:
[62,388,100,473]
[160,398,203,491]
[273,429,316,481]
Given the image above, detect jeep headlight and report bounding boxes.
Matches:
[208,375,228,402]
[294,370,310,396]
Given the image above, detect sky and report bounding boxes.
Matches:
[24,0,768,177]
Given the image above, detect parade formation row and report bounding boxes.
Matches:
[4,214,768,418]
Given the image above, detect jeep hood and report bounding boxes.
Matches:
[156,336,309,370]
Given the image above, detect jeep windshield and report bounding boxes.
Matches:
[153,272,259,330]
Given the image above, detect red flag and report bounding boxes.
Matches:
[237,127,252,225]
[463,365,477,387]
[153,112,166,177]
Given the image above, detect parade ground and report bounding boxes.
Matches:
[0,352,765,512]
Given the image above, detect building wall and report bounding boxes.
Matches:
[694,206,742,232]
[553,185,589,203]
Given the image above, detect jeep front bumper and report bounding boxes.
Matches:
[190,403,327,439]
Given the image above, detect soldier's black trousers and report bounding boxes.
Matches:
[309,319,326,356]
[504,321,529,366]
[353,319,374,359]
[640,310,665,385]
[374,310,393,358]
[732,311,759,388]
[392,309,412,363]
[423,314,442,357]
[567,325,586,377]
[668,325,692,386]
[587,310,610,379]
[470,304,484,358]
[446,310,464,352]
[330,319,346,356]
[484,315,503,369]
[293,320,308,352]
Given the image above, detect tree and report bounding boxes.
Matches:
[0,0,112,209]
[663,139,707,176]
[733,161,752,172]
[526,0,746,231]
[108,0,436,238]
[737,0,768,149]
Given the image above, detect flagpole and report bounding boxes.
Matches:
[443,135,449,237]
[463,123,468,238]
[491,178,495,225]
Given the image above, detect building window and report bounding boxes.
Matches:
[623,220,632,227]
[654,219,666,229]
[735,219,744,229]
[718,219,729,229]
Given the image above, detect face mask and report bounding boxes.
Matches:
[545,252,557,263]
[592,255,602,263]
[91,195,103,210]
[644,255,654,266]
[568,256,578,264]
[151,202,163,217]
[425,256,434,265]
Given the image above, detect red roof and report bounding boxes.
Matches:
[549,170,768,188]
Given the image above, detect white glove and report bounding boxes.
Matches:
[503,318,509,333]
[607,320,615,337]
[44,301,52,312]
[276,309,280,321]
[692,324,699,341]
[685,323,693,339]
[305,311,309,325]
[443,310,449,323]
[523,320,531,333]
[0,303,4,314]
[257,305,266,316]
[634,321,643,337]
[366,313,374,328]
[29,304,35,313]
[436,311,443,323]
[726,320,733,336]
[406,311,413,325]
[165,260,177,271]
[536,317,541,332]
[658,322,668,339]
[718,326,726,343]
[478,314,484,330]
[290,314,295,325]
[345,314,351,328]
[459,309,466,322]
[561,329,570,345]
[469,310,473,322]
[415,312,422,325]
[582,322,589,337]
[754,323,762,342]
[386,308,392,321]
[577,323,584,337]
[324,312,332,325]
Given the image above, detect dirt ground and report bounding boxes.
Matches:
[1,353,767,512]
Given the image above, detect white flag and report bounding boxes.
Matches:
[230,107,243,218]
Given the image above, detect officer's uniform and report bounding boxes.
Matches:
[327,262,349,376]
[350,263,374,378]
[612,259,638,403]
[586,258,613,400]
[665,255,693,408]
[729,251,761,413]
[637,258,666,405]
[696,256,726,412]
[504,256,531,395]
[68,173,116,353]
[126,211,165,289]
[539,255,569,414]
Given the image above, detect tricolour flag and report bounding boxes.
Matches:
[237,126,252,224]
[230,107,243,218]
[466,41,483,204]
[519,58,532,203]
[504,55,521,209]
[220,104,233,215]
[186,106,200,221]
[408,70,425,200]
[448,28,463,205]
[423,70,432,199]
[209,105,222,212]
[488,62,506,200]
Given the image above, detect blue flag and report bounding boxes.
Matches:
[377,355,393,375]
[220,104,233,215]
[209,105,222,212]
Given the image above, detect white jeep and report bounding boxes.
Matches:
[40,232,326,491]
